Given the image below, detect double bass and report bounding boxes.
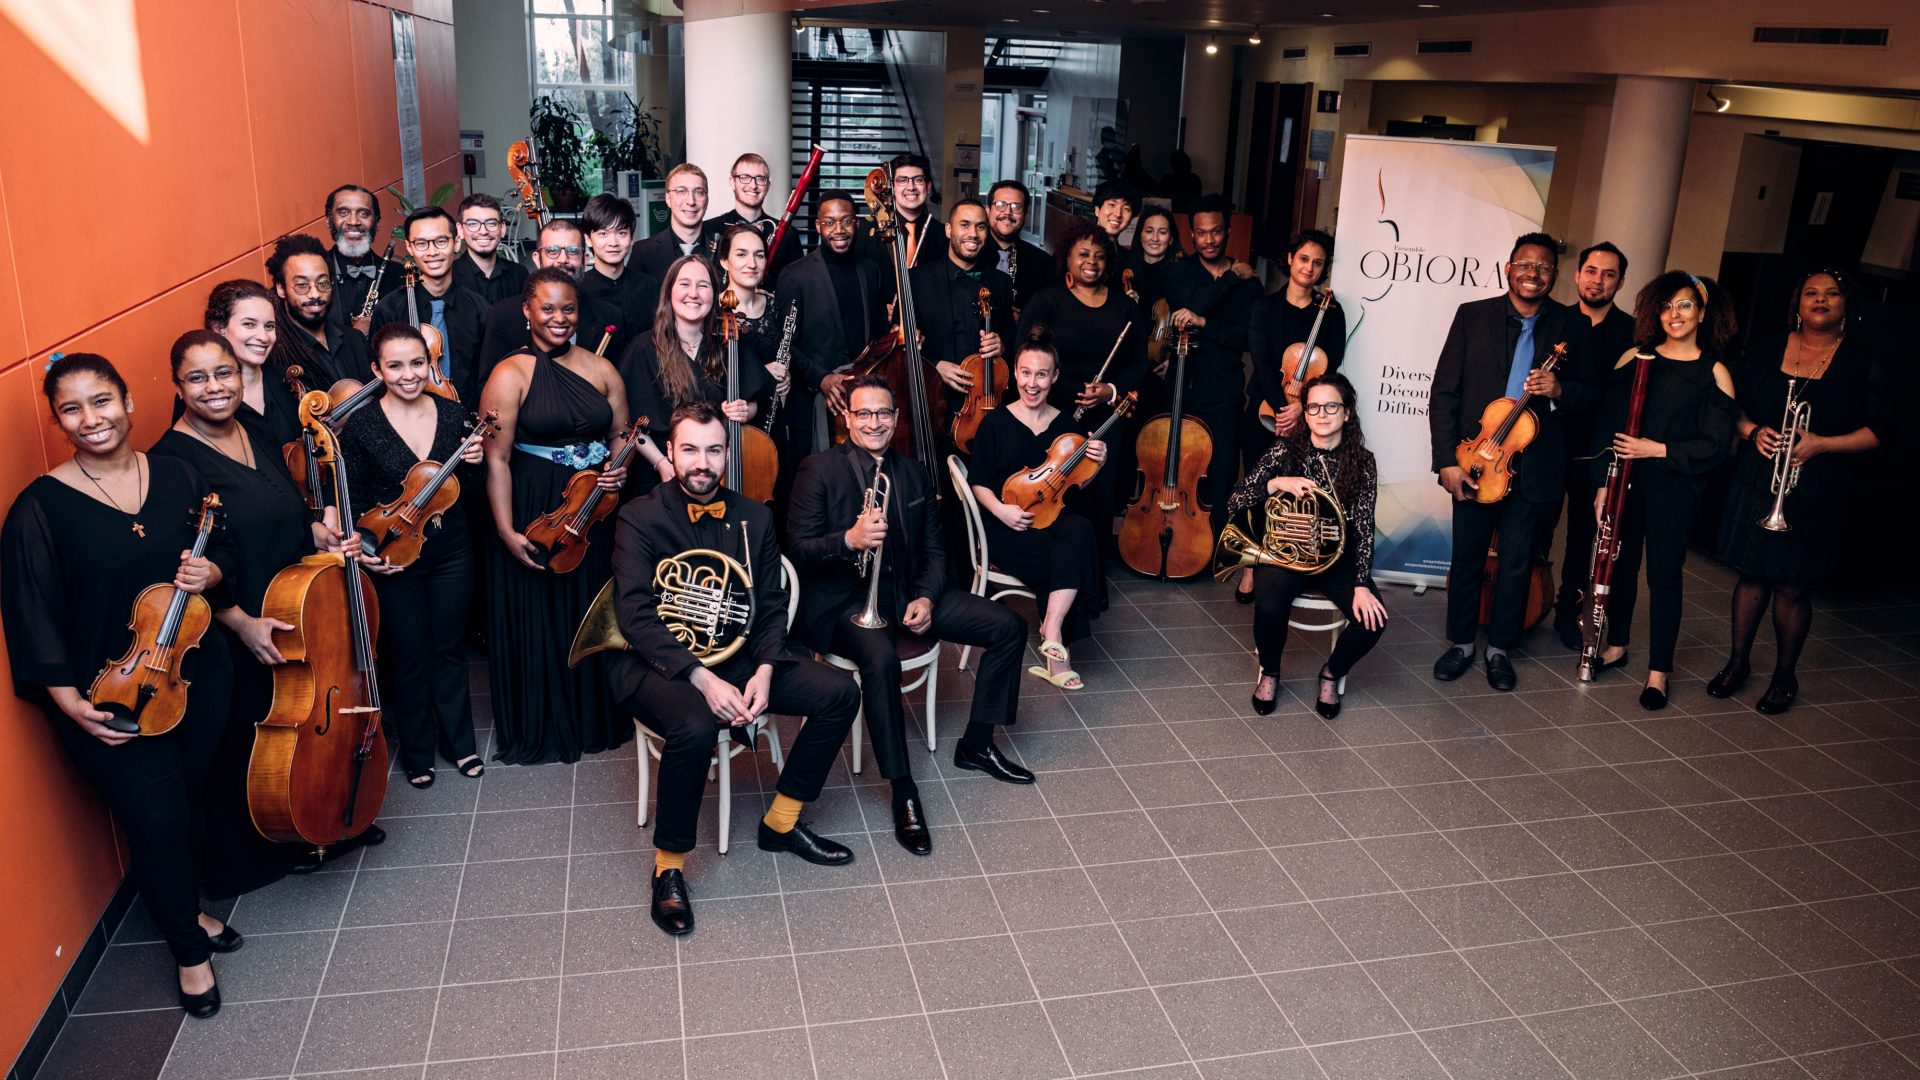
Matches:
[1455,342,1567,504]
[1258,289,1334,434]
[249,391,387,852]
[402,267,460,402]
[356,411,500,567]
[719,290,779,503]
[1119,326,1214,579]
[1000,391,1139,529]
[949,287,1005,454]
[88,494,223,735]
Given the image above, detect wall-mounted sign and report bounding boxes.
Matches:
[1317,90,1342,114]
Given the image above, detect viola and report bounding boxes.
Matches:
[283,365,383,512]
[719,291,779,503]
[949,286,1006,454]
[356,410,500,567]
[250,391,387,852]
[1258,289,1333,434]
[403,268,460,403]
[88,494,223,735]
[523,416,648,574]
[1145,297,1175,374]
[1454,341,1567,504]
[1000,391,1139,529]
[1120,326,1215,579]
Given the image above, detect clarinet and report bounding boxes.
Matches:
[356,240,396,324]
[1579,352,1654,682]
[767,294,799,433]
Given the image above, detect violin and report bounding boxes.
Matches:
[283,366,382,512]
[1000,391,1139,529]
[1120,326,1215,579]
[403,267,460,402]
[1258,289,1334,434]
[719,291,779,503]
[1145,297,1175,374]
[356,411,500,567]
[949,287,1006,454]
[523,416,649,573]
[1455,341,1567,504]
[88,494,223,735]
[250,391,387,852]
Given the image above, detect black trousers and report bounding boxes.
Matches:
[374,538,477,775]
[1604,476,1698,673]
[1252,560,1384,678]
[623,657,858,854]
[1447,495,1550,649]
[828,590,1025,779]
[49,696,222,967]
[1188,398,1242,536]
[1539,459,1599,613]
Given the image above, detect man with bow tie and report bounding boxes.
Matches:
[323,184,406,336]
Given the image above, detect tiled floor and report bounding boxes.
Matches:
[30,557,1920,1080]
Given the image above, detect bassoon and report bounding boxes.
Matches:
[767,143,825,263]
[1578,351,1653,682]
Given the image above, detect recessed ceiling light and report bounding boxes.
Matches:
[1319,12,1335,17]
[1205,36,1219,54]
[1249,26,1263,44]
[1033,7,1049,11]
[1417,3,1441,7]
[1002,16,1017,21]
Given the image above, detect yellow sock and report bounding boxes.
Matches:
[762,794,803,833]
[654,850,686,876]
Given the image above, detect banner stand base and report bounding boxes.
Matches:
[1375,570,1446,593]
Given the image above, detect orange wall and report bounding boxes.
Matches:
[0,0,459,1066]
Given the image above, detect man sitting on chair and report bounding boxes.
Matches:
[788,375,1032,856]
[607,401,861,935]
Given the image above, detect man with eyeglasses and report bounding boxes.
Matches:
[450,193,529,307]
[788,375,1032,856]
[985,179,1052,314]
[1428,231,1596,692]
[633,162,713,281]
[265,232,367,388]
[856,153,944,279]
[478,218,625,379]
[370,206,487,403]
[577,193,661,356]
[703,152,803,287]
[785,190,884,456]
[324,184,405,336]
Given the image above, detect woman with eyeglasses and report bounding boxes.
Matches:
[1230,374,1385,719]
[1710,269,1892,714]
[1586,272,1738,710]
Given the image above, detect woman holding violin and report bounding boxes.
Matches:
[480,267,646,763]
[969,332,1108,690]
[3,355,241,1018]
[341,324,487,787]
[1229,374,1386,719]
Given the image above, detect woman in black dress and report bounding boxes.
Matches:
[1711,270,1891,714]
[1229,374,1386,719]
[968,333,1108,690]
[1587,272,1739,710]
[717,225,799,500]
[3,355,240,1018]
[150,331,345,895]
[1125,206,1183,318]
[481,268,649,763]
[342,324,488,786]
[204,279,302,444]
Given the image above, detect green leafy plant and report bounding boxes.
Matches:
[530,94,593,211]
[587,93,666,181]
[384,182,460,242]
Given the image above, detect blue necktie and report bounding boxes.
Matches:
[1505,314,1538,399]
[429,298,450,377]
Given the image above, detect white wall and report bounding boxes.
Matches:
[453,0,532,206]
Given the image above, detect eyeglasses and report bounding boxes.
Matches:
[893,176,928,189]
[178,366,239,386]
[539,245,584,258]
[1303,402,1347,417]
[732,174,770,188]
[286,277,333,296]
[1659,299,1699,313]
[1509,261,1556,277]
[411,236,455,252]
[851,408,897,423]
[461,217,504,231]
[668,187,707,199]
[990,200,1025,213]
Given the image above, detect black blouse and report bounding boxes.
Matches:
[1590,351,1738,489]
[149,425,312,616]
[1015,285,1150,413]
[338,396,479,545]
[968,405,1089,515]
[2,456,238,695]
[1229,439,1379,586]
[1730,333,1892,500]
[1248,292,1348,414]
[616,335,775,437]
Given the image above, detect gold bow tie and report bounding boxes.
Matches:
[687,501,726,523]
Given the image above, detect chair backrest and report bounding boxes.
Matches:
[780,554,799,631]
[947,454,990,592]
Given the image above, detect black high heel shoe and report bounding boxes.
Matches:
[1235,573,1256,605]
[1755,674,1798,715]
[179,976,220,1019]
[204,924,243,953]
[1705,661,1749,698]
[1250,671,1279,716]
[1314,666,1343,720]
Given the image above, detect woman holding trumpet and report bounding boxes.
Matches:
[1710,270,1890,714]
[1227,374,1385,719]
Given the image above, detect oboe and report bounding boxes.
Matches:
[1579,351,1654,682]
[767,295,799,433]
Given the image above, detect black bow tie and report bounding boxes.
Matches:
[342,264,378,280]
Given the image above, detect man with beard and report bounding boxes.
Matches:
[370,207,487,404]
[909,198,1015,428]
[1163,194,1260,535]
[266,233,368,388]
[577,193,661,347]
[703,152,802,287]
[478,219,625,378]
[324,185,405,335]
[785,191,884,456]
[608,401,860,935]
[451,193,529,306]
[986,180,1051,315]
[633,163,712,281]
[857,153,943,278]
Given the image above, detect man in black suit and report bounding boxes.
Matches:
[788,376,1032,856]
[632,163,713,281]
[324,184,406,337]
[369,206,488,404]
[450,193,529,306]
[911,197,1017,428]
[784,190,884,455]
[857,152,944,280]
[477,219,625,381]
[1163,194,1260,535]
[1428,232,1597,690]
[986,179,1052,314]
[266,232,368,389]
[703,152,803,287]
[607,402,860,936]
[578,194,662,350]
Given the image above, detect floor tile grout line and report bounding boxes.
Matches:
[761,795,825,1080]
[414,757,485,1078]
[281,821,372,1078]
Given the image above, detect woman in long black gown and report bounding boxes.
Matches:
[3,354,240,1018]
[968,333,1108,691]
[480,268,651,763]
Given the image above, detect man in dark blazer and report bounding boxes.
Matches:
[1163,195,1261,535]
[631,162,714,282]
[1428,232,1596,691]
[783,190,884,455]
[856,152,944,288]
[476,219,625,383]
[369,206,488,404]
[788,376,1032,857]
[607,402,860,936]
[986,179,1052,315]
[909,197,1017,435]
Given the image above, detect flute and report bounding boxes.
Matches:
[1074,324,1132,421]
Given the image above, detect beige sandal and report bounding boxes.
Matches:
[1038,639,1069,663]
[1027,664,1084,691]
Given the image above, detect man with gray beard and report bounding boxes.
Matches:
[324,184,405,336]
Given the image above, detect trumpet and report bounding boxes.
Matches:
[1759,377,1810,533]
[851,465,891,629]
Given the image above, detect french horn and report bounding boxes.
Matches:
[1212,486,1347,578]
[568,548,756,668]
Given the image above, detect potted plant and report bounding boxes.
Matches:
[530,95,593,213]
[588,93,667,199]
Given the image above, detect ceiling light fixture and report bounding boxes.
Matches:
[1705,84,1731,112]
[1205,36,1219,55]
[1416,3,1440,7]
[1249,26,1263,44]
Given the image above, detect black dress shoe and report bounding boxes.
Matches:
[1705,662,1750,699]
[757,821,854,866]
[650,869,694,936]
[953,742,1036,784]
[204,925,243,953]
[1639,684,1669,711]
[1554,610,1583,651]
[1755,675,1798,715]
[1485,653,1517,692]
[1314,667,1343,721]
[179,981,221,1019]
[1433,648,1475,682]
[893,797,933,856]
[1250,672,1279,717]
[1235,580,1256,605]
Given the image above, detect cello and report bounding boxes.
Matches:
[719,290,779,502]
[1258,289,1334,434]
[88,494,223,735]
[250,391,388,852]
[1119,326,1215,579]
[1000,391,1139,529]
[283,365,383,512]
[1454,341,1567,504]
[356,410,500,567]
[949,287,1005,454]
[522,416,648,573]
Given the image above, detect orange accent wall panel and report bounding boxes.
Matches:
[0,180,26,365]
[239,0,365,241]
[417,19,460,168]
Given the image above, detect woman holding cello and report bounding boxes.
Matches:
[3,354,240,1018]
[969,331,1108,690]
[341,324,487,787]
